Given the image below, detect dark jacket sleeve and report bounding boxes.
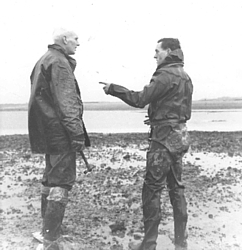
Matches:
[49,60,85,142]
[107,72,172,108]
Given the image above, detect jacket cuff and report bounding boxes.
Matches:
[107,84,114,95]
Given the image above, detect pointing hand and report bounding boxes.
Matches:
[99,82,111,94]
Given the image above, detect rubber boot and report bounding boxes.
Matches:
[33,187,50,243]
[43,187,68,243]
[41,194,48,234]
[41,194,49,218]
[40,186,51,234]
[43,200,66,242]
[41,193,67,236]
[34,193,67,244]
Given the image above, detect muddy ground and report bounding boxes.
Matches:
[0,132,242,250]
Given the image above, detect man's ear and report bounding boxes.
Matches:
[63,36,68,45]
[167,48,171,54]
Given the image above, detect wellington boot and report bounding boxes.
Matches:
[40,193,49,236]
[41,194,49,218]
[43,200,66,241]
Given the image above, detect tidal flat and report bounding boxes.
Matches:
[0,132,242,249]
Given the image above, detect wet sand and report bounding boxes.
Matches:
[0,132,242,250]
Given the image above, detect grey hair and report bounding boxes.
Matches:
[52,28,74,43]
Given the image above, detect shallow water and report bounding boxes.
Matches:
[1,109,242,135]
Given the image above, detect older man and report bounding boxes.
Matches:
[29,28,89,249]
[101,38,193,250]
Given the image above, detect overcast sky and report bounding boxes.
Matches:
[1,0,242,104]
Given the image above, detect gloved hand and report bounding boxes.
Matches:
[71,140,85,152]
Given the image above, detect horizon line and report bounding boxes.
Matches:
[1,96,242,106]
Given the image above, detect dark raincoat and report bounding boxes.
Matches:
[28,44,89,155]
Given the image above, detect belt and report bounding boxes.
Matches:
[150,119,186,126]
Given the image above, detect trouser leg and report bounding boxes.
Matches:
[167,159,188,248]
[43,187,68,242]
[136,143,171,250]
[169,187,188,247]
[140,183,162,250]
[130,185,161,250]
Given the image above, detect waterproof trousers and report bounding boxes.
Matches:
[138,141,188,250]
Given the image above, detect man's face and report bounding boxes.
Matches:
[154,42,169,66]
[65,32,80,55]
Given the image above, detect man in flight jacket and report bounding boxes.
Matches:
[101,38,193,250]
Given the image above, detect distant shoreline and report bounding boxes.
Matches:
[1,99,242,111]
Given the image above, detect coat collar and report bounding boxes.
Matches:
[156,49,184,70]
[48,44,77,71]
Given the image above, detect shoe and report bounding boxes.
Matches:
[33,231,44,243]
[129,242,142,250]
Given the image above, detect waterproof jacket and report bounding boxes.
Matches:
[28,44,86,154]
[107,49,193,126]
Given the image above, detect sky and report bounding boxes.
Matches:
[1,0,242,104]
